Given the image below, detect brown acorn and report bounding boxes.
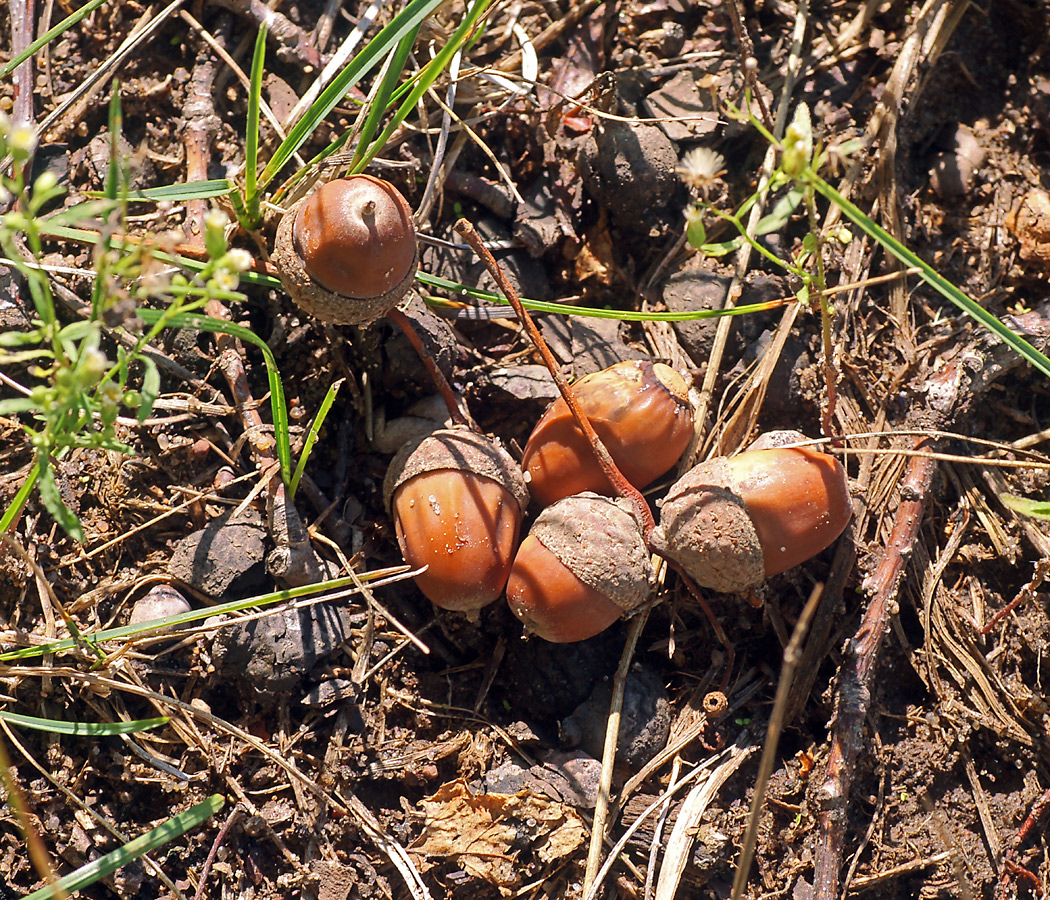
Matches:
[650,446,851,593]
[384,428,529,613]
[520,360,694,508]
[506,493,655,642]
[273,175,418,325]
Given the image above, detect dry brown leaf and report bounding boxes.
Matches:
[574,213,617,286]
[411,779,586,892]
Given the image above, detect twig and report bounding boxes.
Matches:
[812,355,974,895]
[583,607,651,896]
[386,306,471,429]
[209,0,321,68]
[453,218,654,536]
[730,583,824,899]
[194,803,244,900]
[995,788,1050,900]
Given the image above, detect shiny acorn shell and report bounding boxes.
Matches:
[384,428,529,612]
[272,175,418,325]
[506,493,655,642]
[521,360,694,508]
[651,446,851,594]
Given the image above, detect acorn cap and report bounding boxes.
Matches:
[383,427,530,514]
[272,176,419,325]
[531,492,655,613]
[650,456,765,594]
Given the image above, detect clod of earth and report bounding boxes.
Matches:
[167,508,268,599]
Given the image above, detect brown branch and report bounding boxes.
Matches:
[386,307,471,429]
[453,218,655,537]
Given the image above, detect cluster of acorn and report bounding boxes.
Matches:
[383,361,852,643]
[272,174,853,644]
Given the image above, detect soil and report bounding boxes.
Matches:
[3,1,1050,899]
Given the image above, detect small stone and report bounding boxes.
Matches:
[210,603,357,704]
[128,585,192,634]
[559,666,671,769]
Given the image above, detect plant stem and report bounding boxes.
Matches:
[453,219,655,536]
[385,307,470,429]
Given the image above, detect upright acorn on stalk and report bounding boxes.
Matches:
[384,428,529,614]
[651,442,852,594]
[273,175,418,325]
[521,360,694,507]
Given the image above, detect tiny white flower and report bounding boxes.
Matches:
[33,171,58,194]
[223,248,254,273]
[211,269,239,292]
[204,209,229,231]
[9,122,38,155]
[80,346,109,380]
[677,147,726,192]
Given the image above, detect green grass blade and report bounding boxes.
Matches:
[244,24,267,225]
[416,273,783,321]
[0,0,110,78]
[0,460,39,536]
[137,310,291,483]
[1000,493,1050,519]
[809,173,1050,380]
[289,379,342,498]
[258,0,445,189]
[354,0,494,172]
[0,567,411,662]
[92,179,235,203]
[21,794,225,900]
[349,26,420,171]
[0,711,169,736]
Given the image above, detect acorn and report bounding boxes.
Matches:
[520,360,694,508]
[650,445,851,594]
[273,175,418,325]
[384,428,529,613]
[506,493,655,643]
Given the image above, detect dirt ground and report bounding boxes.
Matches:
[3,0,1050,898]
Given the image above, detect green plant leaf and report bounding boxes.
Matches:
[138,355,160,423]
[697,237,746,257]
[37,460,84,543]
[88,179,234,203]
[1000,493,1050,519]
[290,379,341,497]
[258,0,447,190]
[22,794,225,900]
[755,186,805,236]
[0,397,41,415]
[0,711,169,736]
[243,24,267,227]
